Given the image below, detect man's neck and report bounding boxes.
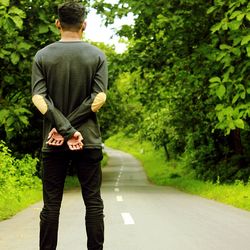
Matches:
[60,30,83,41]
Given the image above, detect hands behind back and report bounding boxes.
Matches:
[47,128,83,150]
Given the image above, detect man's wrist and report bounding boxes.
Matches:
[64,128,77,141]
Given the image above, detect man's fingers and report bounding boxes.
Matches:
[68,142,83,151]
[55,140,63,146]
[67,132,84,151]
[69,145,78,151]
[47,128,64,147]
[48,128,57,139]
[56,140,63,146]
[47,138,64,146]
[48,132,53,139]
[46,137,54,144]
[47,133,52,139]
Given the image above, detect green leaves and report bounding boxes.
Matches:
[39,24,49,34]
[209,76,221,83]
[241,35,250,45]
[211,22,222,33]
[216,85,226,100]
[9,15,23,29]
[1,6,27,30]
[207,0,250,135]
[10,52,20,65]
[0,140,41,211]
[215,105,245,134]
[17,41,31,51]
[0,0,10,7]
[230,10,245,20]
[8,6,26,18]
[97,0,250,182]
[246,13,250,21]
[0,0,63,153]
[0,103,31,140]
[234,119,244,129]
[209,77,226,100]
[246,46,250,57]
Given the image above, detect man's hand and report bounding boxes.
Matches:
[46,128,64,146]
[67,131,84,151]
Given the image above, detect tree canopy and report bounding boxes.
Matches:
[95,0,250,182]
[1,0,250,183]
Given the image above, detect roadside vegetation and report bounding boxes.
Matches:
[0,141,42,220]
[0,141,107,221]
[98,0,250,185]
[106,133,250,212]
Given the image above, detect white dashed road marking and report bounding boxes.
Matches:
[116,196,123,202]
[114,158,135,226]
[121,213,135,225]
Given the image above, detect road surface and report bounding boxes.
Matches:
[1,148,250,250]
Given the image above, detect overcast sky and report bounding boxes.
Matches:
[84,4,134,53]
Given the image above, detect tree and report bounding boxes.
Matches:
[0,0,90,156]
[91,0,250,182]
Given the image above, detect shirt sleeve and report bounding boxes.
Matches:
[67,55,108,127]
[31,55,77,141]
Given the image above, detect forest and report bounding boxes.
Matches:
[1,0,250,210]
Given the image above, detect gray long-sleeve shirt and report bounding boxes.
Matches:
[31,41,108,152]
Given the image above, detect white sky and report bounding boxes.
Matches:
[84,5,134,53]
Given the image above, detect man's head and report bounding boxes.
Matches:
[57,1,86,32]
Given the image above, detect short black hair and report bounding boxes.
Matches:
[58,1,86,31]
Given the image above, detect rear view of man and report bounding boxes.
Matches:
[31,2,108,249]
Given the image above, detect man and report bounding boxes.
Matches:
[31,2,108,250]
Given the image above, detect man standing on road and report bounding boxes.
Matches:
[31,2,108,250]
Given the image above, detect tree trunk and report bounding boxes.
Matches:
[229,129,243,155]
[163,143,170,161]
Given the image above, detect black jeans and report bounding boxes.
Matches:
[40,149,104,250]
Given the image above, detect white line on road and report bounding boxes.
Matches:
[114,188,120,192]
[121,213,135,225]
[116,195,123,202]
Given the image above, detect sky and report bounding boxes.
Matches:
[84,4,134,53]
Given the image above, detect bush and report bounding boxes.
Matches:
[0,140,41,220]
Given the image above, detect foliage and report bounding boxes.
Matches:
[208,1,250,135]
[0,140,41,220]
[0,0,91,156]
[92,0,250,182]
[0,140,40,191]
[1,0,250,185]
[0,0,56,154]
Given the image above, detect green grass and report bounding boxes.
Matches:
[101,152,108,168]
[64,175,81,189]
[0,188,42,221]
[0,152,108,221]
[105,133,250,211]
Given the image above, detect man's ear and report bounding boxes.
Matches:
[55,19,61,30]
[82,21,87,31]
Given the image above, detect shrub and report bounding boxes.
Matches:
[0,140,41,202]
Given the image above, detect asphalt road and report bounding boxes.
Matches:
[1,148,250,250]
